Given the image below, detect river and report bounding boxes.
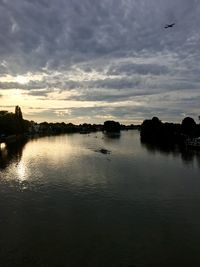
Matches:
[0,130,200,266]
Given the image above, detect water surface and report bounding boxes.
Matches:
[0,131,200,267]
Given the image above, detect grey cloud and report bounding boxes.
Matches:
[27,89,50,97]
[1,0,200,123]
[107,63,169,76]
[68,92,140,102]
[90,77,141,89]
[59,105,186,123]
[0,82,26,89]
[66,87,162,103]
[0,0,200,74]
[0,80,49,90]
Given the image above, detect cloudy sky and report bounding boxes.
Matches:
[0,0,200,124]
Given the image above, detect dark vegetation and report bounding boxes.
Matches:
[103,120,121,132]
[0,106,30,136]
[0,107,139,142]
[140,116,200,146]
[2,106,199,147]
[0,139,27,169]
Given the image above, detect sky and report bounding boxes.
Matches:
[0,0,200,124]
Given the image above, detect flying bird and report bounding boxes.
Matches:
[164,23,175,29]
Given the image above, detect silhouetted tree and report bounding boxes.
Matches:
[140,117,163,142]
[0,107,30,135]
[181,117,196,136]
[104,121,121,132]
[140,117,184,144]
[15,105,23,120]
[152,116,161,124]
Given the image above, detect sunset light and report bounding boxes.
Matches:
[15,75,29,85]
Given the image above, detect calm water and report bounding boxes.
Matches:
[0,131,200,267]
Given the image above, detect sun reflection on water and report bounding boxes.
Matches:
[0,142,6,150]
[16,160,28,181]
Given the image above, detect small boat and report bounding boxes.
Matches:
[95,148,111,154]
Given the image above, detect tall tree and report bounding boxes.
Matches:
[15,105,23,120]
[181,117,196,136]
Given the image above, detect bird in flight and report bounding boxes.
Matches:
[164,23,175,29]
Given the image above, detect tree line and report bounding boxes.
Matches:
[0,106,139,138]
[140,116,200,145]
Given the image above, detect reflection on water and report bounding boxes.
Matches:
[0,142,6,149]
[141,141,200,169]
[0,139,27,170]
[0,131,200,267]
